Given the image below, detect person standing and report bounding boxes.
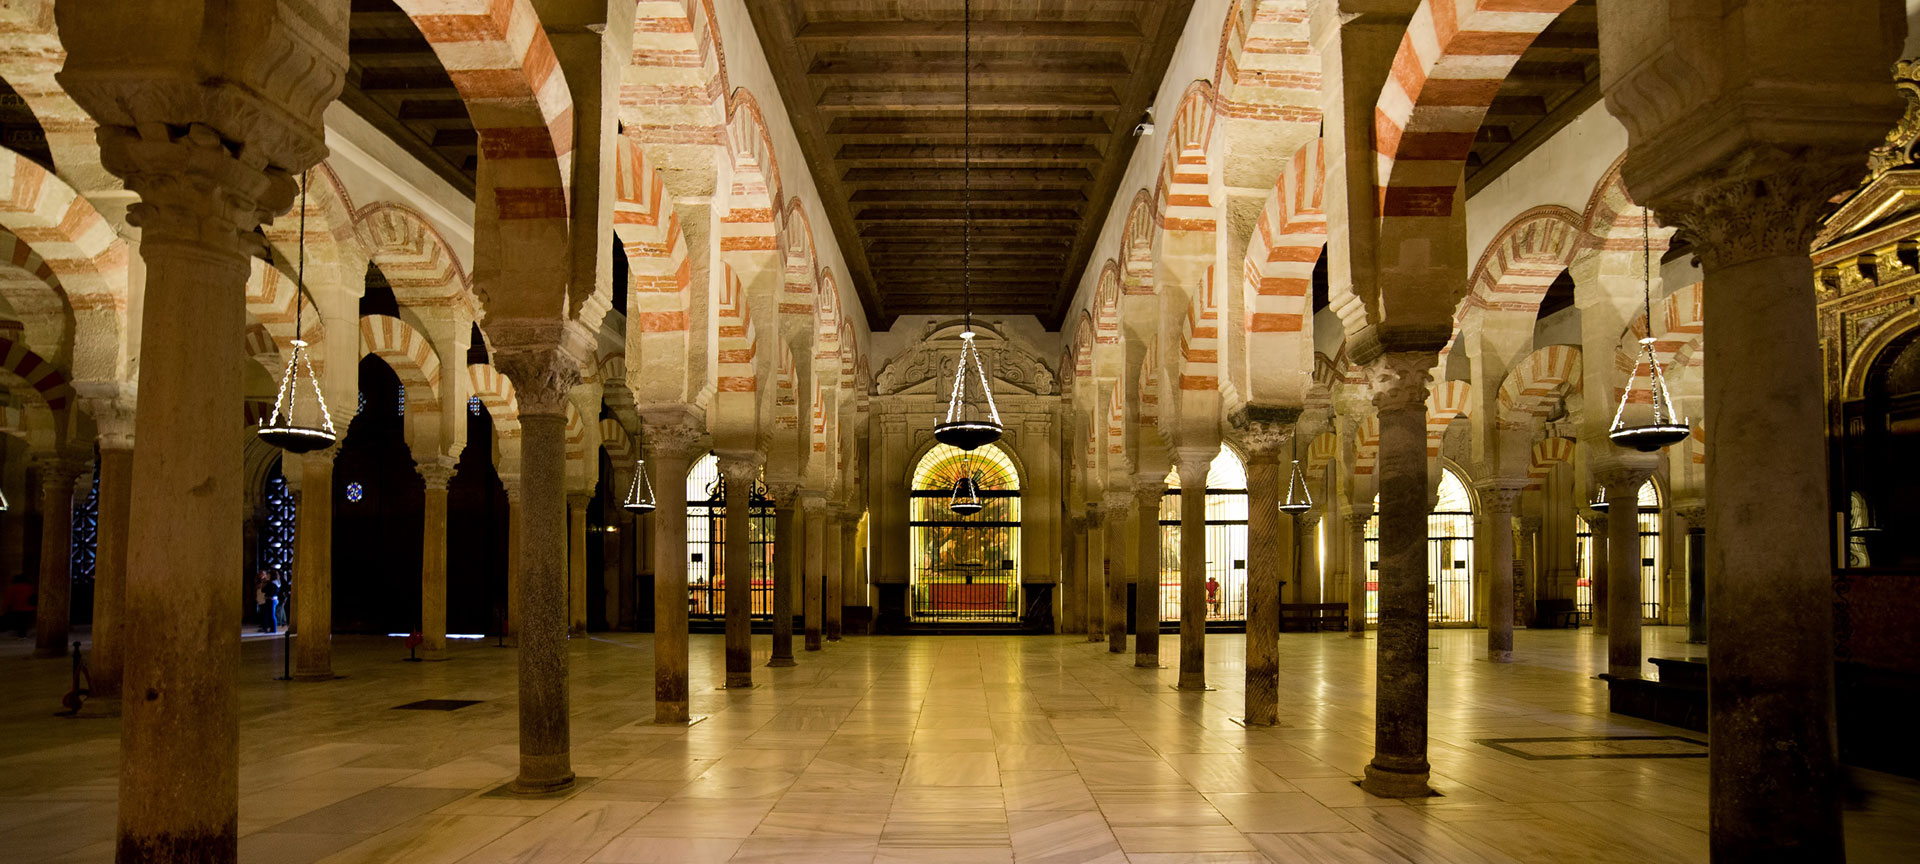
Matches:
[255,571,273,633]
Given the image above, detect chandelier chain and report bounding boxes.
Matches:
[963,0,971,330]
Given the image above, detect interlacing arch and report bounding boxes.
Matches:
[360,315,443,413]
[1459,206,1584,329]
[1498,344,1582,421]
[1427,380,1471,459]
[1525,436,1576,491]
[1372,0,1575,219]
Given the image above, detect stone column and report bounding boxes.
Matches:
[1517,515,1542,627]
[1103,493,1129,652]
[825,507,845,642]
[1298,510,1322,605]
[89,427,134,699]
[1242,425,1289,725]
[803,494,825,651]
[495,346,584,793]
[719,454,759,686]
[603,463,630,630]
[1347,507,1371,638]
[1134,480,1162,667]
[1061,515,1083,633]
[501,474,522,647]
[1602,466,1655,678]
[1585,511,1609,633]
[294,449,336,679]
[1084,504,1105,642]
[567,492,589,635]
[830,514,851,640]
[768,485,797,667]
[1363,351,1437,799]
[1479,482,1522,663]
[417,460,455,660]
[1676,502,1706,644]
[1175,449,1211,690]
[31,457,83,658]
[646,420,699,722]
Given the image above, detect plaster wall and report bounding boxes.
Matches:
[869,315,1062,376]
[323,103,476,272]
[1465,101,1627,271]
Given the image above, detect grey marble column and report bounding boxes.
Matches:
[1175,449,1212,690]
[1517,515,1542,628]
[768,485,797,667]
[32,457,83,658]
[646,421,699,722]
[1084,504,1105,642]
[88,435,133,699]
[501,474,522,647]
[1061,515,1083,634]
[833,515,854,640]
[1134,481,1162,667]
[1242,427,1288,725]
[1479,482,1522,663]
[1347,508,1371,638]
[1362,351,1436,799]
[1104,491,1130,653]
[495,348,583,794]
[567,492,590,634]
[1297,511,1322,605]
[719,454,759,686]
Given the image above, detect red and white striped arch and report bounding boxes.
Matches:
[614,135,696,403]
[1178,268,1220,393]
[1525,435,1575,491]
[624,0,729,153]
[1122,190,1157,294]
[1458,205,1583,330]
[1426,380,1471,458]
[716,265,757,394]
[1354,414,1381,476]
[361,315,443,411]
[356,202,473,311]
[1215,0,1320,125]
[600,418,633,461]
[1373,0,1575,219]
[1136,339,1162,429]
[1105,382,1127,463]
[0,147,127,374]
[1304,429,1339,475]
[1155,82,1219,236]
[1242,136,1326,403]
[467,363,521,436]
[1498,344,1581,421]
[1092,261,1122,346]
[1615,280,1703,407]
[719,89,785,257]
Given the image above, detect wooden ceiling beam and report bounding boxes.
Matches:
[807,55,1134,80]
[794,20,1145,44]
[859,224,1079,239]
[817,87,1122,113]
[825,116,1111,137]
[843,167,1094,185]
[849,188,1088,204]
[854,208,1084,223]
[835,143,1105,164]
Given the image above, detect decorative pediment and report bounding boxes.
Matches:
[874,321,1058,398]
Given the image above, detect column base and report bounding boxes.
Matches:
[1134,658,1164,668]
[1348,627,1366,638]
[292,671,337,682]
[421,649,449,662]
[510,771,576,795]
[1173,680,1214,692]
[767,657,797,668]
[655,703,690,724]
[1086,632,1104,643]
[1361,762,1433,798]
[723,676,755,689]
[1488,650,1513,663]
[73,697,122,718]
[805,637,822,651]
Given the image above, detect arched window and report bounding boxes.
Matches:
[1364,467,1476,624]
[1159,446,1249,622]
[1575,478,1662,622]
[910,442,1021,622]
[685,452,774,619]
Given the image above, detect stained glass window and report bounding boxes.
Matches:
[345,481,364,504]
[468,395,483,417]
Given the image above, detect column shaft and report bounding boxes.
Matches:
[769,497,795,666]
[1298,514,1322,605]
[1348,511,1370,638]
[803,502,824,651]
[1685,521,1707,644]
[1606,484,1643,678]
[825,513,844,641]
[32,463,79,658]
[293,456,334,679]
[1134,486,1161,667]
[90,445,133,698]
[1061,517,1083,633]
[1484,489,1518,663]
[1105,500,1128,652]
[722,462,754,686]
[1084,510,1105,642]
[1363,354,1434,798]
[514,413,573,790]
[567,495,588,634]
[651,447,692,721]
[420,472,451,660]
[503,480,522,646]
[1177,457,1209,689]
[1589,514,1609,635]
[1245,447,1283,724]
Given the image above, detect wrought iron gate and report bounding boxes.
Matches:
[686,453,774,619]
[909,443,1022,623]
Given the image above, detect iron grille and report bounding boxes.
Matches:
[685,453,773,619]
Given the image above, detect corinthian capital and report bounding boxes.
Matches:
[1656,146,1872,271]
[1368,351,1437,414]
[492,346,585,419]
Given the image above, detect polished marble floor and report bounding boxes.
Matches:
[1,626,1916,863]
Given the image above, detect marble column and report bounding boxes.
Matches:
[647,422,699,722]
[1347,507,1371,638]
[567,492,589,634]
[495,348,583,793]
[1134,481,1162,667]
[1480,482,1523,663]
[418,461,455,661]
[294,449,337,679]
[1604,470,1654,678]
[1585,512,1609,633]
[1517,515,1542,628]
[1103,493,1129,652]
[89,432,134,699]
[1061,515,1083,633]
[825,508,845,642]
[803,495,825,651]
[603,464,630,630]
[1242,426,1289,725]
[719,454,758,686]
[1084,504,1105,643]
[1298,511,1322,605]
[768,485,797,667]
[1175,449,1211,690]
[830,515,851,640]
[1676,503,1707,644]
[501,475,522,647]
[32,457,83,659]
[1362,351,1437,798]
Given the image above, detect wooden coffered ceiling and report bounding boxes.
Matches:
[340,0,478,198]
[744,0,1197,329]
[1465,0,1600,195]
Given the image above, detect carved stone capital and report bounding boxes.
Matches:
[1474,479,1526,514]
[417,458,457,491]
[1674,500,1708,530]
[766,482,800,507]
[1228,404,1301,459]
[493,342,586,419]
[799,490,828,513]
[1656,145,1871,271]
[1582,512,1608,529]
[1346,509,1373,533]
[1102,490,1133,514]
[34,454,89,487]
[641,411,706,461]
[716,451,764,486]
[1518,515,1543,534]
[101,123,298,262]
[1590,452,1660,494]
[76,381,136,451]
[1367,351,1438,414]
[499,474,522,503]
[1173,447,1214,487]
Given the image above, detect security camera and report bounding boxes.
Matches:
[1133,107,1155,137]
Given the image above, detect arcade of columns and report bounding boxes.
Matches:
[0,0,1903,861]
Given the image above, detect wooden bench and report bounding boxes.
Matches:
[1538,598,1582,629]
[1280,603,1349,633]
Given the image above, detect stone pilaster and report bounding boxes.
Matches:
[293,446,338,679]
[1347,508,1371,639]
[1133,479,1163,668]
[1103,491,1131,653]
[417,460,457,661]
[1362,351,1437,799]
[493,344,584,793]
[767,483,798,667]
[84,394,135,700]
[1476,480,1524,663]
[644,416,701,722]
[31,455,85,659]
[566,492,590,635]
[1237,420,1291,725]
[1174,449,1212,690]
[719,454,761,686]
[802,492,826,652]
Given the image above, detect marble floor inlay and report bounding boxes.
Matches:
[1,626,1917,863]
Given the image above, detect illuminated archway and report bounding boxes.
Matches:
[685,452,774,619]
[909,442,1022,622]
[1364,467,1476,625]
[1159,446,1250,622]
